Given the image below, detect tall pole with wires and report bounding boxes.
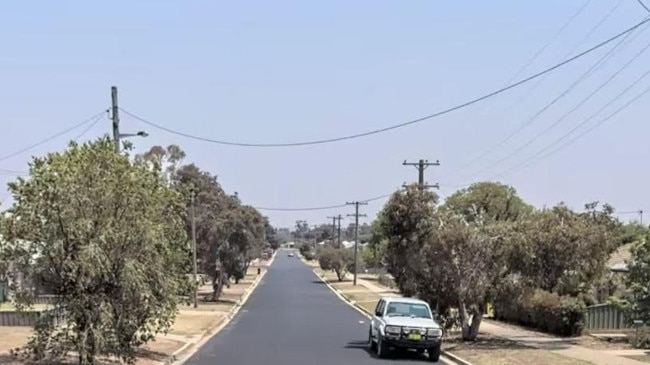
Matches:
[346,201,367,286]
[403,159,440,189]
[190,186,198,308]
[327,215,343,248]
[111,86,120,153]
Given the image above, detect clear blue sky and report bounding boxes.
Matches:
[1,0,649,228]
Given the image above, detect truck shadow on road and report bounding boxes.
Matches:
[345,340,429,361]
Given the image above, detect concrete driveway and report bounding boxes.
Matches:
[183,250,450,364]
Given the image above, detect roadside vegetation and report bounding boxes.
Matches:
[306,181,650,364]
[0,138,277,365]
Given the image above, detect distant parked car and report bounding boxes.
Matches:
[369,296,443,361]
[287,253,294,257]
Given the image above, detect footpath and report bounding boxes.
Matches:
[306,257,650,365]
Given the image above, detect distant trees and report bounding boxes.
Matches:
[317,245,357,281]
[140,145,271,300]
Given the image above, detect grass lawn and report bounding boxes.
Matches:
[170,312,227,337]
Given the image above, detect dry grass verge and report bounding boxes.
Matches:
[1,265,266,365]
[443,334,594,365]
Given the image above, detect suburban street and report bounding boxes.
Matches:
[183,249,451,365]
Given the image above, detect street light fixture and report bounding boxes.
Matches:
[119,131,149,138]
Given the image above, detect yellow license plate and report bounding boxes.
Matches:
[408,333,421,340]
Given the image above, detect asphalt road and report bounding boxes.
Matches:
[183,249,451,365]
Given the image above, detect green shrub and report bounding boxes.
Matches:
[494,287,585,336]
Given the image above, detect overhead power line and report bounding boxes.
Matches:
[0,110,108,163]
[0,168,27,176]
[121,18,650,148]
[461,37,650,181]
[256,68,648,213]
[73,113,106,141]
[445,67,650,189]
[254,193,391,212]
[489,70,650,180]
[637,0,650,13]
[457,0,626,171]
[502,0,594,87]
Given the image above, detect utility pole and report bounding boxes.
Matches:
[327,215,343,248]
[402,159,440,189]
[190,187,198,308]
[327,216,337,242]
[346,202,367,286]
[640,210,644,225]
[337,215,342,249]
[111,86,120,153]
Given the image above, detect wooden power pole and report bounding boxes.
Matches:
[402,159,440,189]
[327,215,343,248]
[346,202,367,286]
[111,86,120,153]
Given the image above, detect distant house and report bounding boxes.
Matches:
[608,243,634,273]
[0,235,56,299]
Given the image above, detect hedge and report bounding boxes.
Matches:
[494,285,586,336]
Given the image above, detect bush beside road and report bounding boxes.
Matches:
[318,269,650,365]
[0,263,271,365]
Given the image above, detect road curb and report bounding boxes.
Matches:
[312,270,474,365]
[168,250,277,365]
[442,351,474,365]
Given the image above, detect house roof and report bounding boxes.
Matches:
[608,243,633,272]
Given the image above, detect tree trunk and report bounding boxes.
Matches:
[466,308,484,340]
[459,301,484,341]
[211,270,224,301]
[335,269,345,281]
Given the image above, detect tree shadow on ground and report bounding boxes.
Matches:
[445,333,574,351]
[134,347,171,363]
[200,297,238,305]
[0,353,122,365]
[344,340,429,362]
[311,280,327,284]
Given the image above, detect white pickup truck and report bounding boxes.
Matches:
[368,296,444,362]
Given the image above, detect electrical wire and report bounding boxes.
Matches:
[254,193,392,212]
[461,37,650,181]
[0,110,109,163]
[73,112,107,141]
[457,0,626,170]
[502,0,594,87]
[637,0,650,13]
[0,168,27,176]
[490,71,650,180]
[120,18,650,148]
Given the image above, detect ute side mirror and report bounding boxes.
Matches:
[375,311,382,317]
